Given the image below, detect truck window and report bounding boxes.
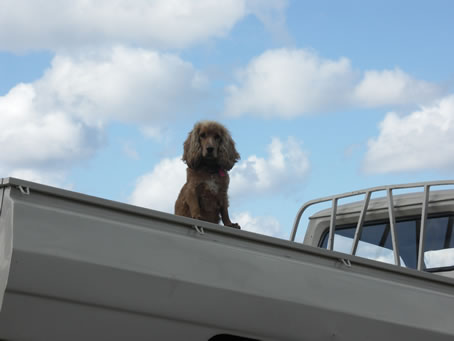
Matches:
[319,214,454,271]
[424,216,454,269]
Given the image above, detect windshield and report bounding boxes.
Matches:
[319,214,454,271]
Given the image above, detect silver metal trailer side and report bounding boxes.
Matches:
[1,178,454,340]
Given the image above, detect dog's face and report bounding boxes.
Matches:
[183,120,240,170]
[198,126,222,160]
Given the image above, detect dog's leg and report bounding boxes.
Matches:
[186,187,202,220]
[221,205,240,229]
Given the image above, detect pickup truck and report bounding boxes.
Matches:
[0,177,453,340]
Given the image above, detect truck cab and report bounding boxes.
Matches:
[295,181,454,278]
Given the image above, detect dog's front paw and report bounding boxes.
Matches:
[191,213,203,221]
[226,222,241,229]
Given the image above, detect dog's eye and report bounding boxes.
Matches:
[200,133,206,138]
[215,134,220,140]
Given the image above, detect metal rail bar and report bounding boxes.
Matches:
[0,178,4,216]
[327,198,338,251]
[387,188,400,266]
[417,185,430,270]
[351,191,371,256]
[290,180,454,270]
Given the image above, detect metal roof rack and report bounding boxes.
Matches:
[290,180,454,271]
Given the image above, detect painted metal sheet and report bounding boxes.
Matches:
[0,179,13,311]
[0,177,454,340]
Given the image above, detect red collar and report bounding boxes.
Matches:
[218,168,226,177]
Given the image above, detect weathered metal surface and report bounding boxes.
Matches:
[1,178,454,340]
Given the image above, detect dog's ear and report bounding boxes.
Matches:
[182,124,202,169]
[218,128,240,171]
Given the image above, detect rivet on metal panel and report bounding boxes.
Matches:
[17,186,30,195]
[193,225,205,235]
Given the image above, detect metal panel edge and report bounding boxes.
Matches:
[3,177,454,289]
[0,178,13,311]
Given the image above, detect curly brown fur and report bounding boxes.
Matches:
[175,121,240,229]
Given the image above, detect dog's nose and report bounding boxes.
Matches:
[207,147,214,154]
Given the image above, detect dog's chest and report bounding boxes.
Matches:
[204,176,220,194]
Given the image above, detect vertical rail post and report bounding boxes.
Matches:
[351,191,372,256]
[417,185,430,271]
[327,198,338,251]
[290,203,310,242]
[0,178,4,215]
[387,188,401,266]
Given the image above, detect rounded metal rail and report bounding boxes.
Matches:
[290,180,454,271]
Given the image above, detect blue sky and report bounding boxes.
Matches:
[1,0,454,239]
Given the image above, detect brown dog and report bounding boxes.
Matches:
[175,121,240,229]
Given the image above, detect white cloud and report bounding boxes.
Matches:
[225,48,444,118]
[129,157,186,213]
[233,211,282,237]
[230,137,310,197]
[0,0,287,52]
[225,48,355,118]
[363,95,454,173]
[36,46,207,126]
[353,68,442,108]
[245,0,290,44]
[3,169,68,188]
[0,83,101,185]
[0,46,205,183]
